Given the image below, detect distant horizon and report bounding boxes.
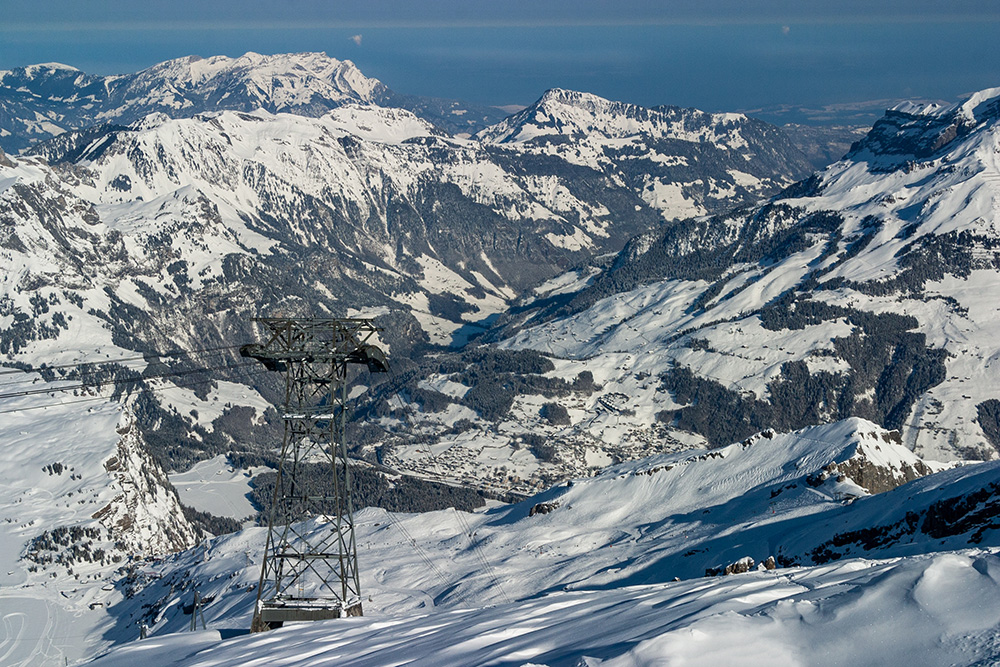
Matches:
[2,2,997,123]
[0,49,959,128]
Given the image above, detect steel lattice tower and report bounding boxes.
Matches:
[241,318,388,630]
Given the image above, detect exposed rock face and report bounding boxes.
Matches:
[836,456,933,495]
[528,501,559,517]
[706,556,755,576]
[830,427,937,494]
[92,411,200,557]
[847,90,1000,165]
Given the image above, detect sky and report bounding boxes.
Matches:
[2,1,999,119]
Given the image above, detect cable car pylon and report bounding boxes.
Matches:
[241,317,388,631]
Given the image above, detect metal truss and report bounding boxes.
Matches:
[241,318,388,630]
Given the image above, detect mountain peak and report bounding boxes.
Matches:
[119,51,384,106]
[477,88,653,144]
[536,87,612,108]
[477,86,754,150]
[848,85,1000,163]
[23,62,81,75]
[890,86,1000,126]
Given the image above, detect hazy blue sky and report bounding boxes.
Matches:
[2,1,998,115]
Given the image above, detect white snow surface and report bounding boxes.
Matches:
[88,549,1000,667]
[81,417,1000,667]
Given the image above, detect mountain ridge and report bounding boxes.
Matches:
[0,52,511,153]
[4,55,1000,666]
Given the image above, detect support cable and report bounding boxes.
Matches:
[0,366,270,415]
[0,359,259,401]
[0,344,242,390]
[0,343,243,377]
[453,507,511,604]
[384,511,451,587]
[380,366,512,603]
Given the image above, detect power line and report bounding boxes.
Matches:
[0,359,259,402]
[0,363,269,415]
[0,343,243,378]
[369,369,512,600]
[384,511,451,587]
[453,507,511,604]
[0,345,242,391]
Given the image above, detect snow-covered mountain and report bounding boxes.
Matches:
[0,53,368,152]
[71,418,1000,665]
[0,60,818,489]
[383,85,1000,484]
[478,88,811,220]
[0,52,510,154]
[4,52,999,666]
[0,103,655,372]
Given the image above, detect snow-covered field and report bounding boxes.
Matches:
[88,549,1000,667]
[169,455,270,521]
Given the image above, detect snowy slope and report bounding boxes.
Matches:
[110,419,987,617]
[478,88,811,221]
[76,418,1000,666]
[0,390,199,667]
[473,85,1000,467]
[87,549,1000,667]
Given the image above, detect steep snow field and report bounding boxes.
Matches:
[60,418,1000,666]
[89,549,1000,667]
[0,392,197,666]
